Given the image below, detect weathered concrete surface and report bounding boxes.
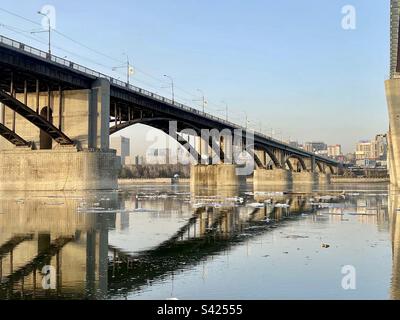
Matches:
[386,79,400,188]
[292,172,319,185]
[253,169,292,187]
[190,164,241,187]
[318,173,331,185]
[0,147,118,191]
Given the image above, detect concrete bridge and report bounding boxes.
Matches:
[0,35,339,190]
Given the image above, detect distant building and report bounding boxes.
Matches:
[373,134,388,160]
[344,153,356,164]
[315,149,328,156]
[146,148,171,164]
[356,158,377,168]
[110,136,130,165]
[356,141,374,160]
[304,142,327,153]
[355,135,388,162]
[124,156,136,166]
[327,145,342,158]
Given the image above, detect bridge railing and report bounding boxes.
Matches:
[0,34,336,164]
[0,34,244,129]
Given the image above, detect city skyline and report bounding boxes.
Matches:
[0,0,390,153]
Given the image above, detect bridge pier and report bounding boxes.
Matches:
[253,168,292,188]
[190,164,241,187]
[0,146,118,191]
[386,79,400,188]
[0,78,118,191]
[253,168,331,191]
[291,171,318,185]
[318,173,331,185]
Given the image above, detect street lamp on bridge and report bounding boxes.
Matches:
[195,89,207,113]
[32,11,52,55]
[163,74,175,103]
[113,54,134,85]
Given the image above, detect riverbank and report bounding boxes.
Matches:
[118,178,190,185]
[331,177,389,184]
[119,177,389,185]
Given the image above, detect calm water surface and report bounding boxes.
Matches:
[0,183,398,300]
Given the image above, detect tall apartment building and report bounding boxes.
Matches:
[110,136,130,165]
[327,145,342,158]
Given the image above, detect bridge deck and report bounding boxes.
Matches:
[0,34,338,166]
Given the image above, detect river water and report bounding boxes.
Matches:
[0,182,398,300]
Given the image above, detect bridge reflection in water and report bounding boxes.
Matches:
[0,186,397,299]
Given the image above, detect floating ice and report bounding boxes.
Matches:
[247,202,265,208]
[274,203,290,208]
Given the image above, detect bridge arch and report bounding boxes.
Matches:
[284,154,307,172]
[110,118,205,163]
[253,145,281,169]
[110,118,232,165]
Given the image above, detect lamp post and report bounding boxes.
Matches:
[163,74,175,103]
[197,89,206,113]
[32,11,51,55]
[113,54,134,85]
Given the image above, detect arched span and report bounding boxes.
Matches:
[110,118,226,163]
[109,118,196,135]
[110,119,201,163]
[253,144,281,168]
[284,154,307,172]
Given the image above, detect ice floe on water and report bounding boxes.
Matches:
[131,208,158,213]
[255,191,285,196]
[225,197,244,204]
[247,202,265,208]
[77,207,121,214]
[274,203,290,208]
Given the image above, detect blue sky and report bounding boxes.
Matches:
[0,0,390,153]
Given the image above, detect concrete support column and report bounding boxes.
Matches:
[292,171,318,185]
[318,173,331,185]
[90,78,110,150]
[388,130,397,186]
[253,168,292,188]
[190,164,239,187]
[385,79,400,187]
[310,156,316,173]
